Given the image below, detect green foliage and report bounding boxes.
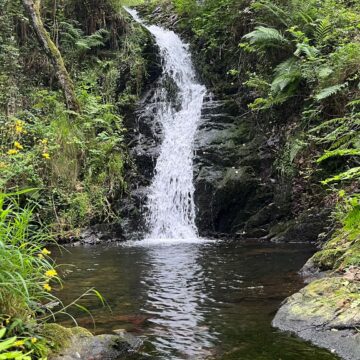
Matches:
[0,191,106,357]
[242,26,289,50]
[317,149,360,163]
[0,191,59,320]
[271,57,301,97]
[312,192,360,270]
[0,328,32,360]
[321,168,360,185]
[314,83,347,101]
[59,21,109,59]
[172,0,197,14]
[241,0,360,110]
[0,191,60,358]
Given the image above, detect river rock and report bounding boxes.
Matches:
[273,277,360,360]
[50,327,142,360]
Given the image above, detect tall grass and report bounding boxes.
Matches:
[0,190,60,321]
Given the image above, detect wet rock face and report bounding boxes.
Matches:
[118,33,163,238]
[193,97,290,237]
[268,208,332,243]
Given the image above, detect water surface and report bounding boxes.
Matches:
[56,240,338,360]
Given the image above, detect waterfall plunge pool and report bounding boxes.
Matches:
[54,240,338,360]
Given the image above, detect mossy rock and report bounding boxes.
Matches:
[41,324,77,350]
[310,232,360,271]
[49,330,142,360]
[278,277,360,329]
[311,248,347,270]
[273,276,360,360]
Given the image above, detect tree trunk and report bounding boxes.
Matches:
[22,0,80,112]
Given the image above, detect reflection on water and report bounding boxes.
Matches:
[55,240,338,360]
[141,242,215,359]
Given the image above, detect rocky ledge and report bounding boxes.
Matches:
[273,274,360,360]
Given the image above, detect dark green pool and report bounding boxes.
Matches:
[55,239,339,359]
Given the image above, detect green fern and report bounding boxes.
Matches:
[315,83,347,101]
[317,66,333,79]
[271,57,301,94]
[321,167,360,185]
[309,117,348,134]
[294,42,319,59]
[60,22,108,52]
[75,29,109,50]
[314,18,332,43]
[317,149,360,163]
[242,26,290,50]
[251,1,290,27]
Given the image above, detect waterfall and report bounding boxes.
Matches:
[126,9,206,240]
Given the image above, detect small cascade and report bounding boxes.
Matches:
[126,8,206,239]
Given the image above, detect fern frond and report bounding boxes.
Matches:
[271,57,301,94]
[75,29,109,51]
[251,1,289,27]
[297,10,314,25]
[59,21,84,43]
[315,18,332,43]
[329,132,359,150]
[294,42,319,59]
[317,149,360,163]
[315,83,347,101]
[321,167,360,185]
[309,117,348,134]
[317,66,333,79]
[243,26,290,50]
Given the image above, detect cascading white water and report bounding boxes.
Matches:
[126,8,206,240]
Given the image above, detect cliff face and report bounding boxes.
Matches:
[125,5,332,243]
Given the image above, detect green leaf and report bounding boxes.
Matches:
[315,84,347,101]
[321,167,360,185]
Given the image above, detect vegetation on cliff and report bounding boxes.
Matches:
[0,0,151,236]
[1,0,359,357]
[150,0,360,272]
[0,0,149,356]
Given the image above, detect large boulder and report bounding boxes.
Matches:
[273,277,360,360]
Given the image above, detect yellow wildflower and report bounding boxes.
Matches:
[14,141,23,150]
[41,248,51,255]
[45,269,57,278]
[14,340,25,347]
[42,153,50,160]
[14,120,25,134]
[15,125,23,133]
[31,337,37,344]
[43,283,52,292]
[7,149,18,155]
[40,139,48,145]
[37,253,44,259]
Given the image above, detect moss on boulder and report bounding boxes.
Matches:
[310,232,360,271]
[273,277,360,360]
